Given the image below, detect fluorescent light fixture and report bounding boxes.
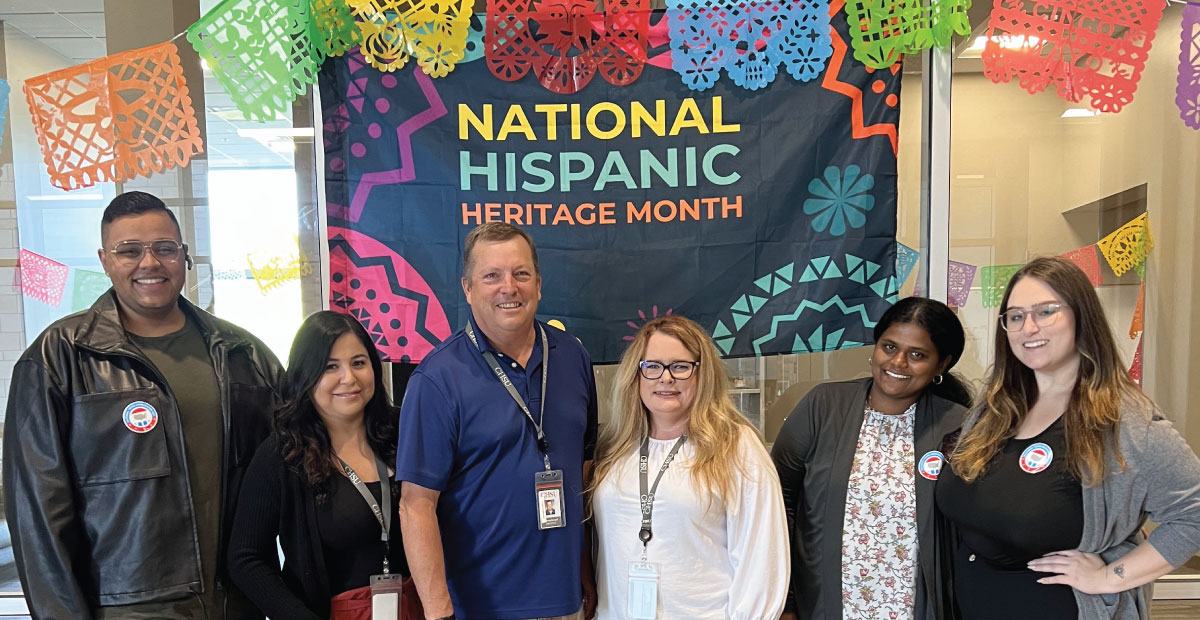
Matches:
[27,193,105,201]
[236,127,315,139]
[1061,108,1100,118]
[960,34,1041,58]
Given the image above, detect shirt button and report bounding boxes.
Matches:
[968,554,976,562]
[511,362,518,368]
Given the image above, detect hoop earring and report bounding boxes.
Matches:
[932,374,944,385]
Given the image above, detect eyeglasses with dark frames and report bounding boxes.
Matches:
[998,302,1066,332]
[107,240,188,266]
[638,360,700,381]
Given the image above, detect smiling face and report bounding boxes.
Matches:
[461,237,542,344]
[1005,276,1078,378]
[98,211,186,328]
[869,322,950,413]
[638,332,699,426]
[311,332,375,426]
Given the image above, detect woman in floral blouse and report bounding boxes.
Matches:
[772,297,970,620]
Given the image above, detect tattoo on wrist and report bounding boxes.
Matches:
[1113,563,1126,579]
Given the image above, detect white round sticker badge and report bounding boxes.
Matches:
[123,401,159,434]
[919,451,944,480]
[1019,442,1053,474]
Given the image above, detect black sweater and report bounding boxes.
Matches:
[226,435,402,620]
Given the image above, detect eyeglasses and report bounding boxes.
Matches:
[638,360,700,381]
[998,302,1066,332]
[107,240,188,266]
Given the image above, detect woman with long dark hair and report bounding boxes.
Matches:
[772,296,970,620]
[227,311,410,620]
[937,257,1200,620]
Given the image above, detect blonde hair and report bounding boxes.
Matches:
[591,315,758,503]
[951,257,1152,485]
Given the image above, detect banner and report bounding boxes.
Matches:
[321,9,901,363]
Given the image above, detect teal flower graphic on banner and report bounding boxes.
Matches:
[803,165,875,236]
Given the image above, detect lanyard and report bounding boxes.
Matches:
[465,320,553,471]
[637,435,687,557]
[337,456,393,574]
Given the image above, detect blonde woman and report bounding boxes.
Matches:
[590,315,788,620]
[937,257,1200,620]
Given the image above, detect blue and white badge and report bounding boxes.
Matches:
[1019,442,1053,474]
[918,450,945,480]
[123,401,158,434]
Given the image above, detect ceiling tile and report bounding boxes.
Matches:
[0,12,88,38]
[60,12,104,38]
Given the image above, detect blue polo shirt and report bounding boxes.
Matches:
[396,315,598,620]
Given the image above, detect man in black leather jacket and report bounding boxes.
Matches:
[2,192,284,619]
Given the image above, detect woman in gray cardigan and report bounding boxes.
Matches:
[938,257,1200,620]
[772,297,971,620]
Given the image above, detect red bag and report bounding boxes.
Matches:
[329,577,424,620]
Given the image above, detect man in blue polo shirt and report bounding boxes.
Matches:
[397,222,598,620]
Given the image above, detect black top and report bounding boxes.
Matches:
[317,474,409,595]
[227,436,406,620]
[937,417,1084,619]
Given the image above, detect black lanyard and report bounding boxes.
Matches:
[465,320,552,471]
[638,435,687,553]
[337,456,393,574]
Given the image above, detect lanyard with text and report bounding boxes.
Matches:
[464,320,552,470]
[465,320,566,530]
[638,434,688,558]
[337,456,393,574]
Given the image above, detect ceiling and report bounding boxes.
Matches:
[0,0,300,169]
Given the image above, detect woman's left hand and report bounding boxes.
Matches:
[1028,550,1113,594]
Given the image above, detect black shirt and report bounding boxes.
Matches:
[937,416,1083,619]
[316,473,409,595]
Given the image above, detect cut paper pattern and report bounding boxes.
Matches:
[1097,213,1153,277]
[895,242,919,285]
[845,0,973,69]
[348,0,473,76]
[1128,335,1143,386]
[0,78,9,151]
[308,0,362,61]
[982,0,1165,113]
[979,263,1022,309]
[666,0,833,91]
[1129,281,1144,340]
[822,0,902,155]
[70,269,110,313]
[486,0,650,93]
[247,249,313,294]
[803,165,875,236]
[23,42,203,191]
[19,249,69,307]
[1179,3,1200,129]
[188,0,319,122]
[1059,245,1102,287]
[945,260,977,308]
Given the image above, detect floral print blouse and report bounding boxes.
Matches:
[840,402,918,619]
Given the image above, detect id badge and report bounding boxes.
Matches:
[370,573,405,620]
[627,561,659,619]
[535,469,566,530]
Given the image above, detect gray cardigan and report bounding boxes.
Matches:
[959,403,1200,620]
[772,377,966,620]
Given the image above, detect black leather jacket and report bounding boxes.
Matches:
[2,291,284,619]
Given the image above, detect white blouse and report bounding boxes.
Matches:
[840,403,918,619]
[593,425,789,620]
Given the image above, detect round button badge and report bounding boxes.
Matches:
[918,450,944,480]
[1019,442,1053,474]
[123,401,159,434]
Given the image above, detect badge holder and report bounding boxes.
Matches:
[535,469,566,530]
[370,573,405,620]
[627,550,659,620]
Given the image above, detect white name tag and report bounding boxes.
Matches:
[627,561,659,619]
